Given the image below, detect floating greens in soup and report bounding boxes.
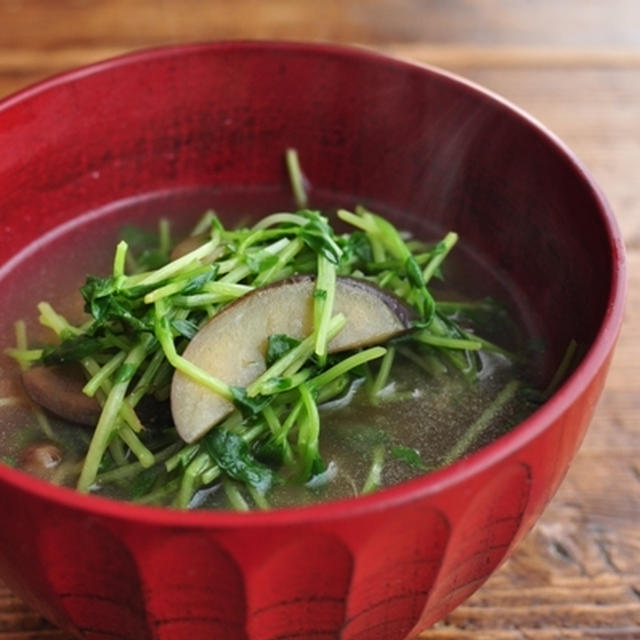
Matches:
[1,154,549,510]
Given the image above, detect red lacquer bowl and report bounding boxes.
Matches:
[0,42,625,640]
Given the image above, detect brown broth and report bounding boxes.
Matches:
[0,188,546,508]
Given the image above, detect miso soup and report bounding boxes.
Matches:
[0,192,548,510]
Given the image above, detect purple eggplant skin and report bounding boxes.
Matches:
[329,275,416,333]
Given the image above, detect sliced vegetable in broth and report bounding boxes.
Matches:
[0,203,544,510]
[0,153,547,510]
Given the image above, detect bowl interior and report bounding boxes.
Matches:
[0,42,621,510]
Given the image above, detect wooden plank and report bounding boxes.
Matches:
[0,0,639,48]
[0,584,67,639]
[419,448,640,637]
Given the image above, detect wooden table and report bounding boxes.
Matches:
[1,1,638,638]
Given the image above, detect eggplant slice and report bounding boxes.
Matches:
[171,275,415,443]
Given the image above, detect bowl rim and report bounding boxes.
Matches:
[0,39,627,527]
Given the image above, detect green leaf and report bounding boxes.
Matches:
[265,334,300,367]
[308,454,325,478]
[136,249,170,271]
[204,428,275,493]
[120,225,170,270]
[341,231,373,264]
[313,288,328,300]
[230,386,272,417]
[299,210,343,264]
[260,376,294,392]
[210,214,225,233]
[171,318,201,339]
[81,275,154,332]
[113,363,138,384]
[120,225,158,251]
[414,288,436,324]
[246,252,279,274]
[81,274,117,308]
[254,435,288,466]
[405,256,425,289]
[181,265,219,294]
[129,464,165,499]
[390,446,428,471]
[41,335,105,364]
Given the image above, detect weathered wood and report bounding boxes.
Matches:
[1,1,639,638]
[0,0,639,48]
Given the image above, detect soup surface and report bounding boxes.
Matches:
[0,188,547,510]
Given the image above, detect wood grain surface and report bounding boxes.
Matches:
[0,1,638,638]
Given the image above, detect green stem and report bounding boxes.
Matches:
[128,347,167,406]
[83,351,126,397]
[248,485,270,510]
[369,345,396,400]
[81,358,144,433]
[422,232,458,284]
[285,148,308,208]
[108,435,127,466]
[113,241,128,278]
[77,335,152,492]
[37,302,80,337]
[191,210,218,236]
[143,265,216,304]
[118,425,154,468]
[137,478,181,505]
[247,314,346,397]
[33,407,57,441]
[442,379,520,465]
[415,333,482,351]
[259,368,314,395]
[297,384,320,480]
[158,218,171,257]
[309,346,386,392]
[253,237,305,286]
[316,374,350,404]
[252,212,309,229]
[97,442,182,484]
[224,478,250,511]
[135,233,220,287]
[313,256,337,363]
[397,345,448,377]
[176,451,211,508]
[543,339,578,398]
[13,320,29,371]
[4,348,43,366]
[154,301,232,400]
[362,444,385,494]
[262,404,282,435]
[165,443,199,472]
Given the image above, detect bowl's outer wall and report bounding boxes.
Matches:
[0,43,622,640]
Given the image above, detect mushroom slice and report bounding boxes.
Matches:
[171,275,415,443]
[22,364,100,426]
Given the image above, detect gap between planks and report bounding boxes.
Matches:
[0,45,640,75]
